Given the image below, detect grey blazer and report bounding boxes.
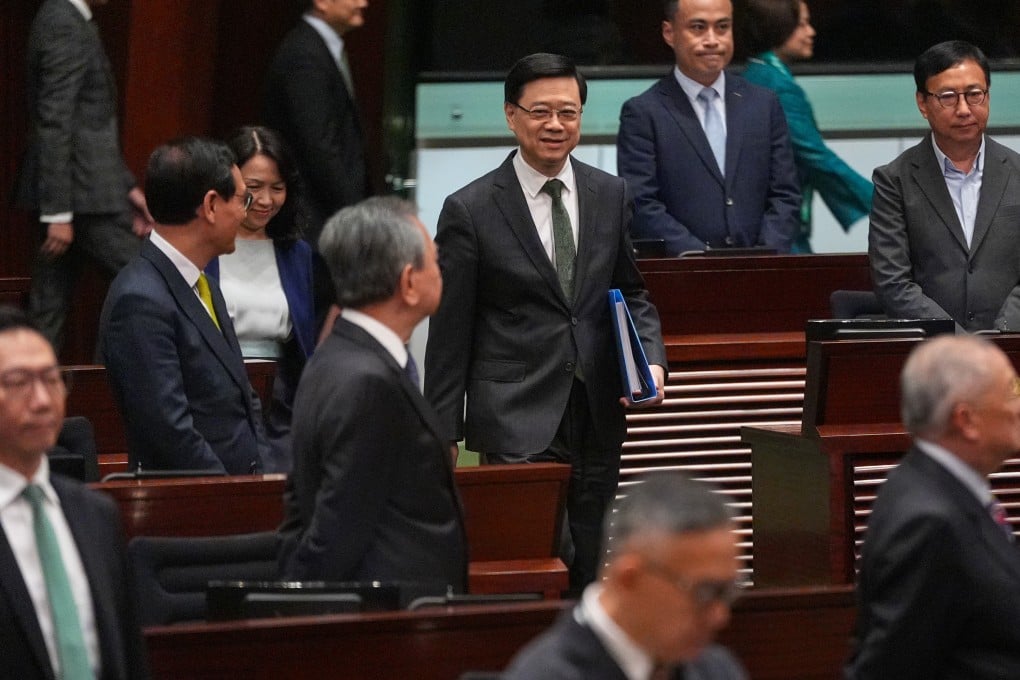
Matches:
[869,134,1020,331]
[14,0,134,216]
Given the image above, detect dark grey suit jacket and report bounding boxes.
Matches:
[424,153,666,457]
[278,318,467,590]
[262,19,368,242]
[14,0,134,216]
[98,239,267,474]
[0,474,149,680]
[846,447,1020,679]
[617,73,800,255]
[869,134,1020,331]
[502,607,747,679]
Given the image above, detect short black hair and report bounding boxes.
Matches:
[0,306,43,337]
[914,40,990,94]
[145,137,237,225]
[504,53,587,107]
[664,1,679,20]
[737,0,801,57]
[226,126,308,244]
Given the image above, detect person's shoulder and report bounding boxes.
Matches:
[30,0,82,38]
[51,474,117,516]
[987,136,1020,166]
[623,73,674,107]
[502,612,600,680]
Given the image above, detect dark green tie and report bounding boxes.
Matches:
[542,179,576,301]
[22,485,94,680]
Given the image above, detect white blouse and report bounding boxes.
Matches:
[217,239,291,358]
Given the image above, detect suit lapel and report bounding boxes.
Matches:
[492,154,571,308]
[970,139,1011,257]
[910,138,968,252]
[0,516,57,679]
[655,77,723,185]
[141,241,253,402]
[572,159,599,303]
[723,79,746,188]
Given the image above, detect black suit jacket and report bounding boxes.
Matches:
[262,19,368,241]
[14,0,134,216]
[502,607,747,679]
[424,153,666,456]
[846,447,1020,679]
[0,474,149,680]
[98,239,267,474]
[278,318,467,590]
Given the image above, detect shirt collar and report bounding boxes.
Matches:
[578,583,656,680]
[915,438,994,504]
[673,66,726,103]
[0,457,55,512]
[148,230,202,288]
[931,135,985,176]
[512,151,576,200]
[303,13,345,67]
[340,308,408,368]
[66,0,92,21]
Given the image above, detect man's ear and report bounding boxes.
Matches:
[951,402,981,442]
[199,190,218,223]
[398,263,418,306]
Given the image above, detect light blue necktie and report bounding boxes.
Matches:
[23,485,94,680]
[697,87,726,176]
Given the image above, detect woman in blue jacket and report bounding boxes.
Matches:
[739,0,873,253]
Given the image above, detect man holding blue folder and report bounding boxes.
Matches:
[425,53,667,592]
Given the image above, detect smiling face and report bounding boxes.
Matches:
[504,76,582,176]
[663,0,734,87]
[239,153,286,239]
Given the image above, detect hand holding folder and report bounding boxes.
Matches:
[608,289,660,405]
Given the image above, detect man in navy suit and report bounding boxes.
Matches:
[846,335,1020,679]
[503,473,747,679]
[425,53,667,592]
[617,0,800,255]
[99,137,268,475]
[279,198,466,590]
[0,306,148,679]
[263,0,370,245]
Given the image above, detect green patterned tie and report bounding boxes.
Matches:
[22,485,94,680]
[541,179,576,301]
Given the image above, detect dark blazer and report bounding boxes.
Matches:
[869,135,1020,332]
[0,475,149,680]
[98,238,267,474]
[278,318,467,590]
[262,19,368,241]
[502,607,747,680]
[424,153,667,456]
[617,73,800,255]
[14,0,134,216]
[846,447,1020,679]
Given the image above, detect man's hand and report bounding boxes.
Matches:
[40,222,73,257]
[621,363,666,408]
[128,187,155,237]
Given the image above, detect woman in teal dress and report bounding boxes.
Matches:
[739,0,873,253]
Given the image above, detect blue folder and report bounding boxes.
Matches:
[608,289,658,404]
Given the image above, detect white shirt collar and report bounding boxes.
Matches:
[66,0,92,21]
[148,230,202,288]
[0,457,55,513]
[512,151,576,199]
[303,13,346,68]
[915,438,994,505]
[931,135,985,175]
[340,308,409,369]
[578,583,656,680]
[673,66,726,104]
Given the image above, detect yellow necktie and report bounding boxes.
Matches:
[196,273,220,330]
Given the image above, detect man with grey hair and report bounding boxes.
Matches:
[846,335,1020,679]
[277,197,466,591]
[503,473,747,679]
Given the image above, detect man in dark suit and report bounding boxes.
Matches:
[869,41,1020,332]
[278,197,466,590]
[424,53,667,592]
[616,0,800,256]
[0,306,148,679]
[504,473,747,679]
[263,0,370,244]
[98,137,268,475]
[14,0,153,354]
[845,335,1020,679]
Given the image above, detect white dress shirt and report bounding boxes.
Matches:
[340,308,410,370]
[577,583,657,680]
[149,230,218,324]
[512,151,579,267]
[931,136,984,248]
[674,67,727,136]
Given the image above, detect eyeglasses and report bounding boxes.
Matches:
[924,88,988,109]
[509,102,582,123]
[240,191,254,212]
[0,367,72,398]
[642,559,745,607]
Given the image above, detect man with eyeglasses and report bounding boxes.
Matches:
[870,40,1020,333]
[99,137,269,475]
[0,305,149,679]
[425,53,667,594]
[503,473,747,679]
[845,335,1020,679]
